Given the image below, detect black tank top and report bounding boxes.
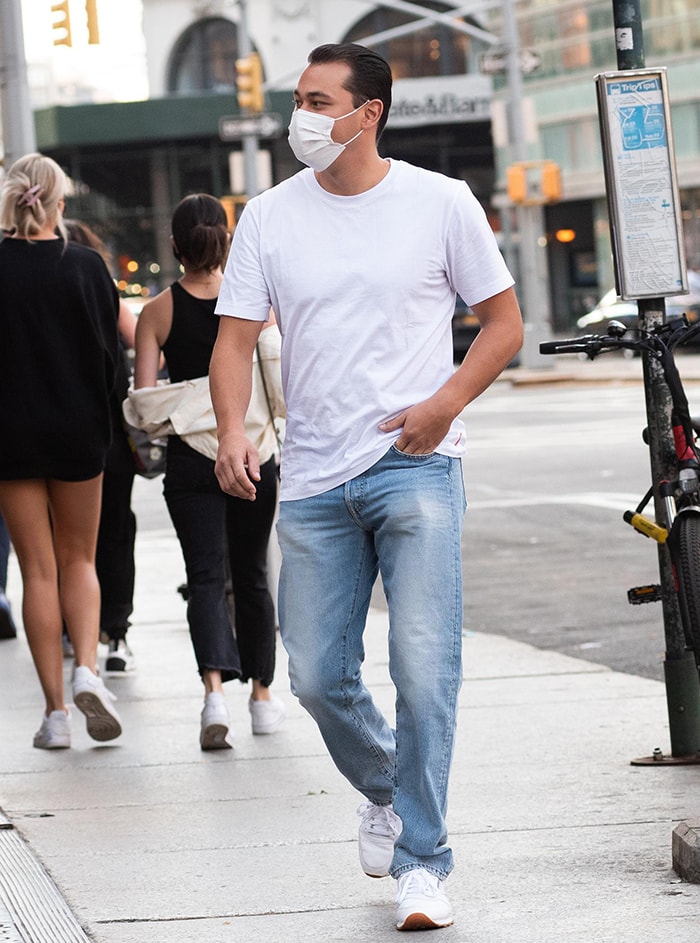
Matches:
[162,281,219,382]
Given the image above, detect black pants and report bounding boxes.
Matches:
[164,437,278,685]
[96,432,136,641]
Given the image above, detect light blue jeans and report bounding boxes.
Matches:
[277,445,466,878]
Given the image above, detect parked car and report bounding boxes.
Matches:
[452,295,480,360]
[576,288,700,334]
[452,295,520,366]
[576,288,700,350]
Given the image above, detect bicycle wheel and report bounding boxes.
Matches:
[673,513,700,657]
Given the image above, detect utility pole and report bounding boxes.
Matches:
[0,0,36,168]
[236,0,259,198]
[501,0,552,368]
[609,0,700,761]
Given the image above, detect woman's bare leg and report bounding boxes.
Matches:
[0,480,65,713]
[48,476,103,672]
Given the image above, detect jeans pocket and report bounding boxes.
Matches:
[390,443,437,460]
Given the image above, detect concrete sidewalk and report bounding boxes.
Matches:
[2,522,700,942]
[503,348,700,388]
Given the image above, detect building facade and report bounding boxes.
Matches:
[31,0,700,325]
[487,0,700,328]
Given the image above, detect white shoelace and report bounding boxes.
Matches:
[395,869,441,903]
[357,802,402,839]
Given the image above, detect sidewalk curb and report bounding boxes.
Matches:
[673,820,700,883]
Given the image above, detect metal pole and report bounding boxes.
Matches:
[0,0,36,167]
[501,0,552,368]
[237,0,259,197]
[610,0,700,759]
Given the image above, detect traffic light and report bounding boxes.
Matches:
[506,164,527,204]
[506,161,561,204]
[85,0,100,44]
[541,161,562,202]
[51,0,72,47]
[236,53,264,113]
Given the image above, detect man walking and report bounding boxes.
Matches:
[211,42,522,931]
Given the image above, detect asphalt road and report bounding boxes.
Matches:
[131,372,700,683]
[460,374,699,682]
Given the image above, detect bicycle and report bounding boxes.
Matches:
[540,315,700,659]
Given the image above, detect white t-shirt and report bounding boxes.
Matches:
[216,160,514,501]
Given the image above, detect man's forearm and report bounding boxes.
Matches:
[209,317,262,439]
[210,346,253,438]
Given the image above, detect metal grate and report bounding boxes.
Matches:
[0,898,23,943]
[0,827,90,943]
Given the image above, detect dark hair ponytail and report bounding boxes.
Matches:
[171,194,229,273]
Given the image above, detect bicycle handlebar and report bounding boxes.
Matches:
[540,319,700,358]
[539,335,637,357]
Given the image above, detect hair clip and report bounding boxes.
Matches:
[18,185,43,208]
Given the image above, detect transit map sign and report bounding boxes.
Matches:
[596,68,687,299]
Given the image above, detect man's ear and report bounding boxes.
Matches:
[363,99,384,130]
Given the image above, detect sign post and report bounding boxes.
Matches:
[603,1,700,763]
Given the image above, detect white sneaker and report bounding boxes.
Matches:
[33,709,71,750]
[248,695,286,734]
[357,801,402,878]
[105,639,136,675]
[395,868,454,931]
[72,666,122,742]
[200,693,232,750]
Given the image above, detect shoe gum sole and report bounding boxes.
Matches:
[200,723,232,750]
[397,912,454,931]
[363,866,390,878]
[73,691,122,742]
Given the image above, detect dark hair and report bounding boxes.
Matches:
[170,194,229,273]
[64,219,108,261]
[308,43,392,138]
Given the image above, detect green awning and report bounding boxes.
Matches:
[35,91,292,150]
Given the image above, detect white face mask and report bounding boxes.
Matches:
[288,101,369,171]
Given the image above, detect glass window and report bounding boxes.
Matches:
[168,17,240,94]
[492,0,700,82]
[343,1,488,78]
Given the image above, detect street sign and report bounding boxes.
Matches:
[479,47,542,76]
[218,112,284,141]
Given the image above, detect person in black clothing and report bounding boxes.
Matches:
[134,193,285,749]
[65,220,138,674]
[0,153,123,749]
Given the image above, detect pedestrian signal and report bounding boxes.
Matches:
[506,160,562,205]
[51,0,72,47]
[236,53,264,113]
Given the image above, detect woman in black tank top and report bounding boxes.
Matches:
[135,195,285,749]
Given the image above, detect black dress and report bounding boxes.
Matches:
[0,237,119,481]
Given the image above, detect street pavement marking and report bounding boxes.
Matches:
[467,491,643,511]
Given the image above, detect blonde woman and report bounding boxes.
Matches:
[0,153,122,749]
